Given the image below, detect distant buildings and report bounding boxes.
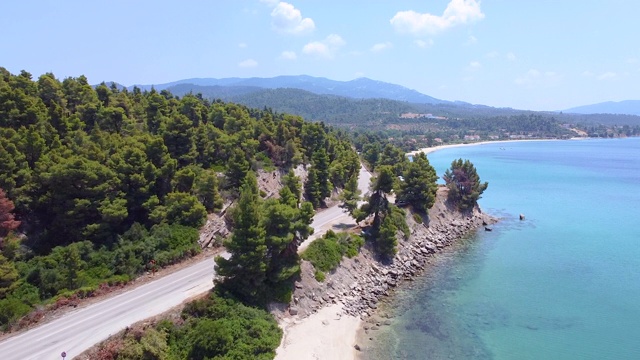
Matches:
[399,113,448,120]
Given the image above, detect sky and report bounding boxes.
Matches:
[2,0,638,111]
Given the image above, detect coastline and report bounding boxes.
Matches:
[407,138,569,156]
[274,187,496,360]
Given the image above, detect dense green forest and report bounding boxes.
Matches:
[0,67,361,337]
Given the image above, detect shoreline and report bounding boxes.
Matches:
[406,138,576,156]
[274,187,496,360]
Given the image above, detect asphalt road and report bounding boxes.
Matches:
[299,164,371,252]
[0,164,372,359]
[0,256,217,360]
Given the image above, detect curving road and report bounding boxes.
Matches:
[0,165,371,359]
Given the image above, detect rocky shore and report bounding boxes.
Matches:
[273,187,497,359]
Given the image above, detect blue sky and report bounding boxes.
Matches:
[2,0,638,111]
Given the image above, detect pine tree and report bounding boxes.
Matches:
[339,173,361,217]
[215,172,267,302]
[225,148,250,191]
[304,168,322,208]
[377,215,398,259]
[312,149,331,200]
[196,171,223,212]
[281,170,301,205]
[443,159,488,211]
[397,152,439,213]
[357,165,407,259]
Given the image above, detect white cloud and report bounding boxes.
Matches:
[485,51,499,59]
[270,2,315,35]
[390,0,484,35]
[506,52,516,61]
[325,34,345,47]
[238,42,247,48]
[260,0,279,6]
[371,42,393,52]
[280,50,297,60]
[303,34,345,59]
[414,39,434,48]
[354,71,365,78]
[465,35,478,45]
[238,59,258,68]
[468,61,481,70]
[582,70,594,77]
[515,69,561,86]
[597,71,617,80]
[303,42,329,57]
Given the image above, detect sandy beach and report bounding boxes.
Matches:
[407,138,563,156]
[275,304,362,360]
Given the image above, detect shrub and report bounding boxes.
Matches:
[0,296,32,330]
[170,291,282,359]
[314,270,326,282]
[413,213,423,224]
[301,231,364,274]
[301,231,343,272]
[339,233,364,258]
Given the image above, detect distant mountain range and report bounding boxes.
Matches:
[118,75,448,105]
[104,75,640,120]
[563,100,640,116]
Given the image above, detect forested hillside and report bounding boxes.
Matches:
[0,68,360,331]
[131,81,640,147]
[229,88,417,129]
[167,86,634,146]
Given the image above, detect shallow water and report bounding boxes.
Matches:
[362,138,640,360]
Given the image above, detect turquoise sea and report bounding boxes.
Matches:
[362,138,640,360]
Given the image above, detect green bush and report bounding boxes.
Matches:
[254,151,276,172]
[339,233,364,258]
[301,231,364,274]
[413,213,423,224]
[389,205,410,239]
[301,232,343,272]
[314,270,326,282]
[0,297,32,330]
[164,291,282,360]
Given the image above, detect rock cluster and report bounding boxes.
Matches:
[281,194,496,322]
[340,215,488,318]
[198,212,230,248]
